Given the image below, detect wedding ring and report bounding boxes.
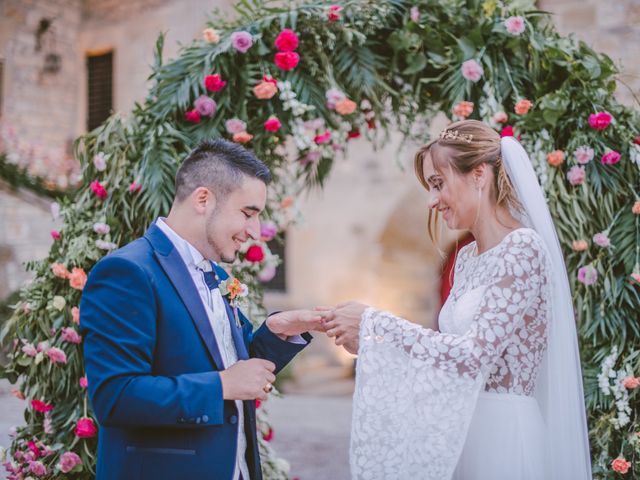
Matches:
[264,383,273,393]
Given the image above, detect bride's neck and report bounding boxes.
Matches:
[470,206,522,255]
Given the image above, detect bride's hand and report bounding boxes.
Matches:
[324,301,369,354]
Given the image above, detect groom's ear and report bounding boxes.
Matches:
[191,186,216,214]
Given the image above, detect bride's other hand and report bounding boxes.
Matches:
[324,301,369,354]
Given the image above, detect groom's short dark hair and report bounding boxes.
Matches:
[174,139,272,202]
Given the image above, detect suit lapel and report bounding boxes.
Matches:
[145,224,225,370]
[213,263,250,360]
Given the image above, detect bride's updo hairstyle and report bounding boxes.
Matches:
[414,119,522,244]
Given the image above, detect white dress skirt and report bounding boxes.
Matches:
[452,392,546,480]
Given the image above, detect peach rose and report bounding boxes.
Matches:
[623,377,640,389]
[547,150,565,167]
[233,132,254,144]
[633,201,640,215]
[452,101,474,119]
[493,111,508,123]
[203,28,220,44]
[253,81,278,100]
[51,263,69,279]
[280,196,294,208]
[611,457,631,474]
[335,98,357,115]
[68,267,87,291]
[572,240,588,252]
[515,99,533,115]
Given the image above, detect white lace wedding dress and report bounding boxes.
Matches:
[351,228,550,480]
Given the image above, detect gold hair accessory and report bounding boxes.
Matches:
[439,129,473,143]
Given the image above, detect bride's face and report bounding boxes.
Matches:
[422,149,481,231]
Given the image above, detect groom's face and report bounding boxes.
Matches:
[203,176,266,263]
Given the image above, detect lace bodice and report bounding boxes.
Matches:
[350,228,551,479]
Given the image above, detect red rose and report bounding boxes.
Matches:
[262,75,277,86]
[633,136,640,145]
[264,117,282,132]
[367,118,376,129]
[129,181,142,193]
[500,125,514,137]
[348,129,361,139]
[184,109,201,124]
[245,245,265,263]
[27,440,41,459]
[274,51,300,71]
[50,230,61,240]
[274,29,299,52]
[90,180,108,200]
[327,5,343,22]
[75,417,97,438]
[204,74,227,92]
[31,399,54,413]
[256,399,262,409]
[263,427,274,442]
[588,111,612,130]
[314,131,332,145]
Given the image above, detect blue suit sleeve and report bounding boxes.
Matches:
[80,255,224,428]
[248,320,312,374]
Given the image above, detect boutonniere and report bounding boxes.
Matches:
[218,277,249,327]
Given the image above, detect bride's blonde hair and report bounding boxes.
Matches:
[414,119,522,245]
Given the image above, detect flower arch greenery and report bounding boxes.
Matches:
[1,0,640,478]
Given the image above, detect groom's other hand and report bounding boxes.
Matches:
[266,309,328,337]
[325,301,369,355]
[220,359,276,401]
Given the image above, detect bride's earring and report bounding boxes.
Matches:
[472,185,482,228]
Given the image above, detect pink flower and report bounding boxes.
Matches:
[260,222,278,241]
[245,245,265,263]
[44,416,53,435]
[314,131,332,144]
[29,461,47,476]
[567,166,586,186]
[593,232,611,248]
[611,457,631,474]
[90,180,108,200]
[514,99,533,115]
[574,146,594,164]
[275,29,299,52]
[58,451,82,473]
[22,343,37,357]
[27,440,41,459]
[327,5,343,22]
[335,98,357,115]
[301,150,322,165]
[274,51,300,71]
[588,111,613,130]
[601,150,621,165]
[572,240,589,252]
[500,125,514,137]
[263,427,274,442]
[71,306,80,325]
[194,95,217,117]
[93,152,107,171]
[254,79,278,100]
[184,110,201,124]
[281,196,294,208]
[233,132,253,144]
[37,341,50,353]
[31,399,54,413]
[577,265,598,286]
[68,267,87,290]
[325,88,346,109]
[264,116,282,132]
[50,230,61,240]
[129,181,142,193]
[75,418,98,438]
[410,6,420,22]
[493,111,508,123]
[623,377,640,389]
[461,59,484,82]
[47,347,67,364]
[258,265,277,283]
[547,150,565,167]
[202,28,220,44]
[452,101,474,118]
[633,201,640,215]
[225,118,247,134]
[79,376,89,389]
[51,262,69,278]
[631,272,640,284]
[504,16,526,35]
[61,327,82,344]
[204,74,226,92]
[231,31,253,53]
[11,388,25,400]
[93,222,110,235]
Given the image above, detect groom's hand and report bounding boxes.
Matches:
[220,359,276,401]
[325,301,368,355]
[266,309,328,337]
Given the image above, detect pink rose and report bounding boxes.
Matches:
[274,51,300,71]
[204,74,226,92]
[51,262,69,278]
[566,166,586,186]
[27,440,41,459]
[314,131,332,144]
[245,245,265,263]
[47,347,67,364]
[632,273,640,284]
[233,132,253,144]
[231,31,253,53]
[546,150,565,167]
[129,181,142,193]
[281,196,294,208]
[410,6,420,22]
[633,201,640,215]
[50,230,61,240]
[68,267,87,290]
[611,457,631,474]
[325,88,346,109]
[623,377,640,389]
[93,152,107,171]
[327,5,343,22]
[335,98,357,115]
[37,341,50,353]
[194,95,217,117]
[31,399,54,413]
[593,232,610,248]
[601,150,621,165]
[225,118,247,134]
[514,99,532,115]
[301,150,322,165]
[29,461,47,476]
[90,180,108,200]
[75,418,98,438]
[58,451,82,473]
[588,111,612,130]
[22,343,38,357]
[260,222,278,241]
[258,265,277,283]
[264,116,282,132]
[493,111,508,123]
[254,80,278,100]
[574,146,594,164]
[500,125,514,137]
[274,29,299,52]
[184,110,201,124]
[504,16,526,35]
[61,327,82,344]
[461,59,484,82]
[452,101,474,119]
[577,265,598,286]
[72,306,80,325]
[79,376,89,389]
[93,222,110,235]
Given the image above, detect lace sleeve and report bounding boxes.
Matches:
[350,230,548,480]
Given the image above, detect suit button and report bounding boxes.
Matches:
[202,415,209,423]
[229,415,238,424]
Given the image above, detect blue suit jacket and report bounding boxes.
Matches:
[80,223,309,480]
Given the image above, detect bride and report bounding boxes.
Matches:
[323,120,592,479]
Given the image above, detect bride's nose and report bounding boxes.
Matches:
[427,192,439,210]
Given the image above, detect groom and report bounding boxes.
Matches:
[80,139,324,480]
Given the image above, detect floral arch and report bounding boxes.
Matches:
[2,0,640,478]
